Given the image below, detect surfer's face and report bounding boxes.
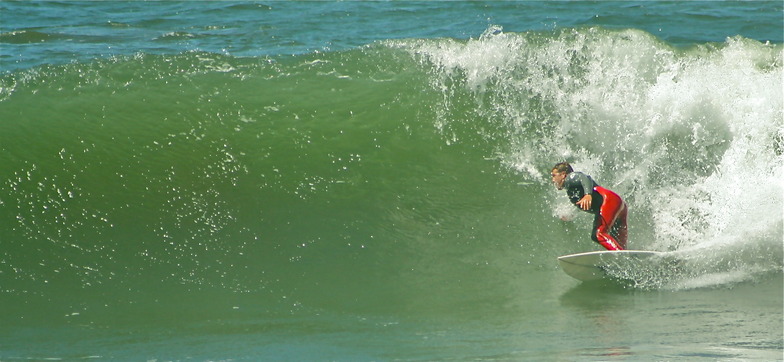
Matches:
[551,170,567,190]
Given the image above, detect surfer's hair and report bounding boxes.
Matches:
[552,162,573,174]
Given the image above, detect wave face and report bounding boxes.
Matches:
[0,27,782,310]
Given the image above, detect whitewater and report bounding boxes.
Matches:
[404,25,783,289]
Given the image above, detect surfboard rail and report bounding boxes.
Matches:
[557,250,661,282]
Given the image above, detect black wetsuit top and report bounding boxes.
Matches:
[563,172,603,214]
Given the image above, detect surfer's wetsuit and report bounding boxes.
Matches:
[563,172,628,250]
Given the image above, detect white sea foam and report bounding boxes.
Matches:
[409,26,783,288]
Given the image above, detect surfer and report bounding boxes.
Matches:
[550,162,627,251]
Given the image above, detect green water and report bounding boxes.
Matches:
[3,271,781,360]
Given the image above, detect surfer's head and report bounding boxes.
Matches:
[551,162,573,190]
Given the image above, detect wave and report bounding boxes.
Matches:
[0,26,781,298]
[0,28,124,45]
[0,29,57,44]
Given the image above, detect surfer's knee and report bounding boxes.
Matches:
[594,229,623,250]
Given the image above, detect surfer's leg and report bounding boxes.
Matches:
[615,204,628,249]
[593,186,625,251]
[592,213,622,251]
[594,220,622,250]
[609,202,628,249]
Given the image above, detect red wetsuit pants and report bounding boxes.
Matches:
[592,186,628,250]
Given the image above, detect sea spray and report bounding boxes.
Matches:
[404,26,783,288]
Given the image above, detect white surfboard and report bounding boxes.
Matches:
[557,250,662,282]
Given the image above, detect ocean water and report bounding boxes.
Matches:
[1,1,782,360]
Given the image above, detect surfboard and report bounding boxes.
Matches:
[557,250,662,282]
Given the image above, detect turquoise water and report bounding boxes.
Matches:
[1,2,782,360]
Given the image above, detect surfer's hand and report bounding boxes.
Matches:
[577,195,592,210]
